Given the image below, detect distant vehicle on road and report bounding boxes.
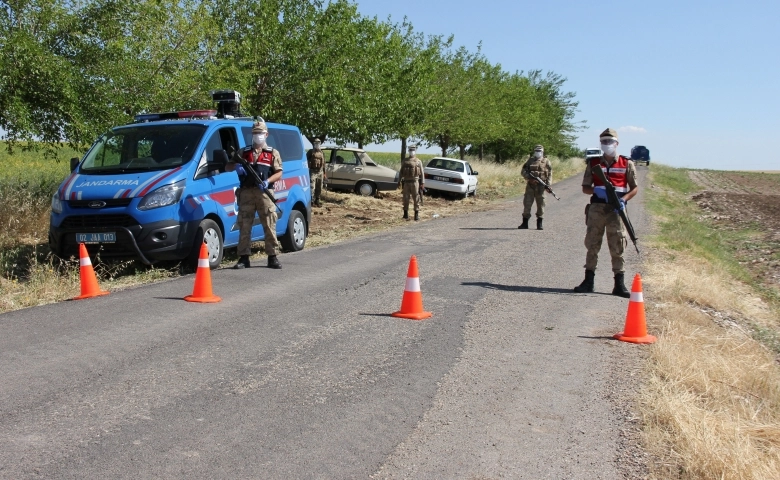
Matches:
[322,147,399,196]
[423,157,478,199]
[585,147,602,162]
[630,145,650,166]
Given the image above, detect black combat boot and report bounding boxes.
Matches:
[518,217,529,229]
[403,209,409,220]
[537,218,543,230]
[612,272,630,298]
[573,269,595,293]
[233,255,250,269]
[267,255,282,269]
[414,211,419,221]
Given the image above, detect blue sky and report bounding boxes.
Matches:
[355,0,780,171]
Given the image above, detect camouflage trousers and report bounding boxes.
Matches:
[522,182,546,219]
[402,179,420,211]
[236,187,279,257]
[584,203,627,273]
[310,170,323,202]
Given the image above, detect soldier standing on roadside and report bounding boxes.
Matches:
[519,144,552,230]
[400,144,425,221]
[307,138,325,207]
[226,120,283,270]
[573,128,638,297]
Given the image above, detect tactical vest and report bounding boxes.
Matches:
[527,157,549,181]
[240,148,274,188]
[401,157,422,180]
[308,150,324,170]
[590,155,629,202]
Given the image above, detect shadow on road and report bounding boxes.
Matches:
[577,335,618,340]
[459,227,517,231]
[462,282,578,295]
[462,282,621,297]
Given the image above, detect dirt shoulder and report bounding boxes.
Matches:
[304,188,502,249]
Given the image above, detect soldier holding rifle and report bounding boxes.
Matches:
[519,144,553,230]
[226,120,283,270]
[573,128,638,297]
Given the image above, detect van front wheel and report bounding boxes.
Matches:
[189,219,223,269]
[281,210,306,252]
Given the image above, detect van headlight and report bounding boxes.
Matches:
[51,193,63,214]
[137,180,185,211]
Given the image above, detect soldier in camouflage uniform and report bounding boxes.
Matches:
[307,138,325,207]
[573,128,638,297]
[519,144,552,230]
[226,120,283,270]
[400,144,425,221]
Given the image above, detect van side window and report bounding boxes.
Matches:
[241,126,304,162]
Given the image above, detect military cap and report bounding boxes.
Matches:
[252,119,268,134]
[408,144,417,151]
[534,144,544,151]
[313,138,321,143]
[599,128,618,140]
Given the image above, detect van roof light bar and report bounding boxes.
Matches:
[134,110,217,123]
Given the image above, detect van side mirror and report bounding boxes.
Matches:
[70,157,80,171]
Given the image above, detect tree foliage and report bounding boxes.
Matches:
[0,0,581,160]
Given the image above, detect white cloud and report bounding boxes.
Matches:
[618,126,647,134]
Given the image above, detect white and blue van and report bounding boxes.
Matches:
[49,91,311,268]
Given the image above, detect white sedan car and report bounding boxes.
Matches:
[422,157,478,199]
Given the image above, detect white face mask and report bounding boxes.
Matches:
[601,143,617,156]
[534,151,543,159]
[253,133,266,146]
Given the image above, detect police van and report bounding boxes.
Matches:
[49,91,311,269]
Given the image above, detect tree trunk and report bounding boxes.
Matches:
[459,144,466,160]
[358,141,363,149]
[400,137,407,160]
[479,144,483,161]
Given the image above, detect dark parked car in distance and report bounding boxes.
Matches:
[630,145,650,166]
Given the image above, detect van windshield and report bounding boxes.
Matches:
[80,124,207,173]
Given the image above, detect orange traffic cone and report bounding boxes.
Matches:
[184,242,221,303]
[73,243,109,300]
[391,255,432,320]
[614,273,656,344]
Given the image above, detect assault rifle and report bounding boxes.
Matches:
[228,147,281,213]
[591,166,640,254]
[418,184,426,205]
[526,171,560,200]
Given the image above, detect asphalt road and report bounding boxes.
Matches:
[0,167,649,479]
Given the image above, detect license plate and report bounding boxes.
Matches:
[76,232,116,243]
[434,176,449,182]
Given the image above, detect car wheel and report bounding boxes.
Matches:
[281,209,306,252]
[355,181,376,197]
[189,219,223,269]
[471,185,477,197]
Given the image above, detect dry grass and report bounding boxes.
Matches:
[640,166,780,479]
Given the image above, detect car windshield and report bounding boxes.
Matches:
[427,158,464,172]
[80,124,207,173]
